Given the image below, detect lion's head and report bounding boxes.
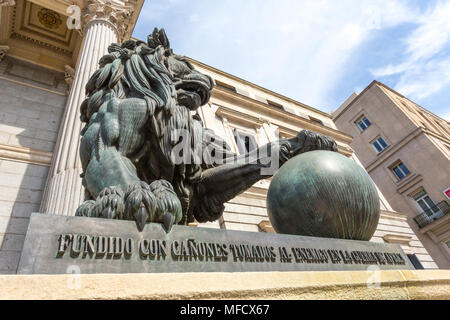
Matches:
[80,28,214,123]
[149,28,214,110]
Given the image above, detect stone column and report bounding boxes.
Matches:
[40,1,133,215]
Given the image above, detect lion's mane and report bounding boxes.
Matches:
[79,33,204,223]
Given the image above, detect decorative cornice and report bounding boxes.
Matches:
[0,75,67,96]
[382,234,412,246]
[215,103,354,157]
[0,0,15,7]
[0,45,9,62]
[189,57,335,120]
[81,0,134,42]
[216,105,264,128]
[396,173,423,195]
[422,127,450,145]
[0,143,52,166]
[213,87,354,145]
[10,32,72,55]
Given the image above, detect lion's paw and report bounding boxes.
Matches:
[124,180,182,233]
[75,200,96,217]
[124,181,157,232]
[75,187,125,219]
[149,180,182,232]
[292,130,338,155]
[91,186,125,219]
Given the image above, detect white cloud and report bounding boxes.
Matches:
[189,13,199,23]
[136,0,437,111]
[440,109,450,121]
[405,2,450,61]
[188,0,421,110]
[371,1,450,101]
[395,58,450,99]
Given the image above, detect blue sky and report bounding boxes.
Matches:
[133,0,450,120]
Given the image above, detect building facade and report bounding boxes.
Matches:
[0,0,438,273]
[333,81,450,269]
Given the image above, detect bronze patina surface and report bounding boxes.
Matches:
[76,28,337,232]
[267,151,380,240]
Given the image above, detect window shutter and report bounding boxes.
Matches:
[407,254,424,270]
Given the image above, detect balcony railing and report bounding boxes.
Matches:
[413,201,450,228]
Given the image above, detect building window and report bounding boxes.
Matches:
[356,116,371,131]
[412,190,449,228]
[391,161,411,180]
[414,190,442,217]
[233,129,257,155]
[407,254,424,270]
[372,136,389,153]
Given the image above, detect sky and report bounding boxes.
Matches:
[133,0,450,121]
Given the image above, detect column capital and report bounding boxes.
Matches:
[81,0,135,42]
[0,45,9,62]
[0,0,15,7]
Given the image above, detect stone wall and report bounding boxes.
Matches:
[222,194,268,232]
[0,57,67,273]
[0,160,49,273]
[371,211,437,269]
[0,57,67,152]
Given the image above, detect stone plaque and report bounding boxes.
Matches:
[17,213,414,274]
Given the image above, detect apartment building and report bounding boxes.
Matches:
[333,81,450,269]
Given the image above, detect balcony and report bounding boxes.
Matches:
[413,201,450,228]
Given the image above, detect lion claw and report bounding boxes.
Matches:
[76,187,124,219]
[102,207,114,219]
[75,200,96,217]
[135,205,149,232]
[162,212,175,233]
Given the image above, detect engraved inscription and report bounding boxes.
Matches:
[55,233,406,267]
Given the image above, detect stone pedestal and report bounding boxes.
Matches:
[18,213,413,275]
[2,270,450,300]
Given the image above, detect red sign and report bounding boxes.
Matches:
[444,188,450,200]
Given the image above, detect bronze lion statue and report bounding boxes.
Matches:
[76,28,337,232]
